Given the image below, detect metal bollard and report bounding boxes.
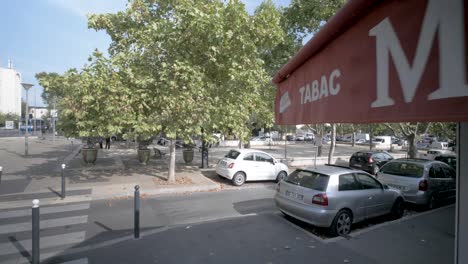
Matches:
[134,185,140,239]
[32,199,40,264]
[0,166,3,185]
[61,164,66,199]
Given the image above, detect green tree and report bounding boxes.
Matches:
[37,51,134,144]
[88,0,284,181]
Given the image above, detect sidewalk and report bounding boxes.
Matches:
[0,137,222,201]
[0,137,407,203]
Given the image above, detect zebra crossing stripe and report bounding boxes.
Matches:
[0,203,90,219]
[0,231,86,256]
[59,258,89,264]
[0,215,88,234]
[13,252,88,264]
[0,195,91,210]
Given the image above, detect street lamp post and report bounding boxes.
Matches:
[21,83,34,156]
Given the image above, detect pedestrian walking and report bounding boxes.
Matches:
[105,137,111,149]
[99,138,103,149]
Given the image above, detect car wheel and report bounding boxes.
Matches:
[426,195,436,211]
[276,171,287,183]
[372,165,379,175]
[390,198,404,220]
[232,172,246,186]
[330,210,353,237]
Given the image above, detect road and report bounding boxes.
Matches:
[0,186,454,264]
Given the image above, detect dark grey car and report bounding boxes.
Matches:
[377,159,456,210]
[349,151,394,175]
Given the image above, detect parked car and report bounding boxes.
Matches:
[377,159,456,210]
[216,149,288,186]
[392,137,407,146]
[275,165,404,236]
[434,154,457,170]
[322,135,331,144]
[286,135,296,141]
[416,142,431,149]
[20,125,33,132]
[296,135,305,141]
[304,133,315,141]
[349,151,394,175]
[421,149,455,160]
[430,141,449,150]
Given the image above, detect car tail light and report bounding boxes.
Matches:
[368,157,374,163]
[419,180,428,191]
[312,193,328,206]
[228,163,235,169]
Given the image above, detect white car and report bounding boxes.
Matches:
[421,149,455,160]
[216,149,289,186]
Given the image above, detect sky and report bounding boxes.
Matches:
[0,0,291,107]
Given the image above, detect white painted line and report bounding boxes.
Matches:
[0,203,90,219]
[59,258,89,264]
[0,195,91,210]
[275,204,456,244]
[0,231,86,256]
[272,212,328,244]
[0,215,88,234]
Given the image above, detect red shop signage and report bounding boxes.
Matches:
[274,0,468,125]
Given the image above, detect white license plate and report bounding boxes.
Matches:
[219,160,227,167]
[354,164,362,167]
[389,184,409,191]
[285,190,303,200]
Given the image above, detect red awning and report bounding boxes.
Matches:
[274,0,468,125]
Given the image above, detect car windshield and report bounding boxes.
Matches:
[285,170,329,191]
[380,162,424,178]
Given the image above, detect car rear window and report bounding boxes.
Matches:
[380,162,424,178]
[285,170,329,191]
[350,152,370,162]
[225,150,240,159]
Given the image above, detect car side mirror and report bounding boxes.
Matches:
[383,184,389,190]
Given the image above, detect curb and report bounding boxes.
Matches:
[90,183,221,201]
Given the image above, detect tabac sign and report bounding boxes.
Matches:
[274,0,468,125]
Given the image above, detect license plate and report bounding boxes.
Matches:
[285,190,303,200]
[353,164,362,167]
[219,160,227,167]
[389,184,408,191]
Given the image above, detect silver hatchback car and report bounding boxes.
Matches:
[377,158,456,210]
[275,165,404,236]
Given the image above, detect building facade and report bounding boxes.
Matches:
[0,62,22,116]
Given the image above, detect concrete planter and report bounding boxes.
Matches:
[137,149,151,165]
[82,148,97,165]
[183,149,194,164]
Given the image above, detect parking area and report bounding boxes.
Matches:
[52,201,454,264]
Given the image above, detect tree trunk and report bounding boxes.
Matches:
[369,124,373,150]
[407,133,418,158]
[168,139,176,182]
[351,125,356,147]
[238,139,243,149]
[328,124,336,164]
[317,125,323,157]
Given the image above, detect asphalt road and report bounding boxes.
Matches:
[0,186,454,264]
